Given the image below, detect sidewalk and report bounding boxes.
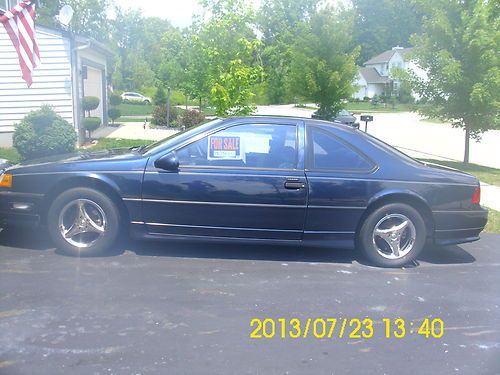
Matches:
[481,183,500,211]
[93,122,177,141]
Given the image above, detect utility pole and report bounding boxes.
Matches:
[166,86,171,127]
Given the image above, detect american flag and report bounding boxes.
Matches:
[0,0,41,87]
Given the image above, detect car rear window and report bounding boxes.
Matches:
[309,127,373,171]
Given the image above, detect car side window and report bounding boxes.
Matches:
[310,127,372,171]
[176,124,297,169]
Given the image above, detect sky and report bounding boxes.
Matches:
[112,0,347,28]
[113,0,260,28]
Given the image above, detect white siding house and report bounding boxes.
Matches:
[352,46,427,100]
[0,22,112,146]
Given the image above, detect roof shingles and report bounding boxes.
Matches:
[358,67,391,84]
[364,47,413,65]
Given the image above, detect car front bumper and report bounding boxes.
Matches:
[0,191,43,228]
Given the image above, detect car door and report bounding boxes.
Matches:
[141,120,307,240]
[304,124,377,244]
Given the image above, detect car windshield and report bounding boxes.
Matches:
[337,109,350,116]
[139,118,223,154]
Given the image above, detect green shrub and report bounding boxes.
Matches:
[82,96,100,116]
[152,105,178,127]
[109,94,122,107]
[83,117,101,138]
[154,86,167,106]
[13,106,77,160]
[107,108,121,125]
[179,109,205,128]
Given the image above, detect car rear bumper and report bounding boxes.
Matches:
[433,207,488,246]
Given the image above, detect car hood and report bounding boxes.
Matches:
[19,148,138,165]
[7,147,147,174]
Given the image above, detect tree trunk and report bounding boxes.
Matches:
[199,97,202,112]
[463,124,470,165]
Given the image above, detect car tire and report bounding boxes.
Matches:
[358,203,426,267]
[144,100,150,104]
[47,187,120,257]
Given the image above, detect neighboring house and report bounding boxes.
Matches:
[352,46,426,100]
[0,19,112,146]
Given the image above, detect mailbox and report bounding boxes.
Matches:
[360,115,374,132]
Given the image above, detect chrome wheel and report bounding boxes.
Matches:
[58,199,107,248]
[372,213,416,260]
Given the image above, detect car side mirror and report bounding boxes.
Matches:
[154,152,179,172]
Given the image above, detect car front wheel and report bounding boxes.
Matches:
[358,203,426,267]
[47,188,120,256]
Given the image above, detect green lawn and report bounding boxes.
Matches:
[345,101,416,113]
[296,102,417,113]
[116,117,150,123]
[87,138,153,151]
[0,147,20,163]
[116,103,153,116]
[419,159,500,187]
[485,209,500,234]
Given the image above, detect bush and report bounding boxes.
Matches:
[13,106,77,160]
[82,96,100,116]
[83,117,101,138]
[109,94,122,107]
[179,109,205,128]
[152,105,178,127]
[108,108,121,125]
[154,86,167,106]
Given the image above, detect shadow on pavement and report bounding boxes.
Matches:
[0,227,477,266]
[128,239,358,264]
[0,227,53,250]
[418,244,476,264]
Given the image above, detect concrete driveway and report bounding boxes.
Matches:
[0,228,499,375]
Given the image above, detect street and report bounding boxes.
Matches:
[0,228,499,375]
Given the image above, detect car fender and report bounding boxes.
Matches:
[363,188,434,234]
[44,172,125,202]
[367,188,431,210]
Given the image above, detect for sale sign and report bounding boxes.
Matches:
[207,135,243,160]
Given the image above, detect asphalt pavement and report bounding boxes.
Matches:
[0,229,499,375]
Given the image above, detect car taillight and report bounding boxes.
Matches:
[471,186,481,205]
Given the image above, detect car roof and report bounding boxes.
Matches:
[228,115,357,133]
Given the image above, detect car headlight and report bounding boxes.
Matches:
[0,173,13,188]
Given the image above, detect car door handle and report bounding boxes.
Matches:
[284,178,306,189]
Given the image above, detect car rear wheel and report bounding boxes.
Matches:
[47,188,120,256]
[358,203,426,267]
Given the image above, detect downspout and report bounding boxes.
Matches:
[71,39,91,146]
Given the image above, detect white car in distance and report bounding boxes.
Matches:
[121,92,152,104]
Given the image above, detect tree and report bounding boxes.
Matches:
[190,0,263,116]
[352,0,426,64]
[410,0,499,164]
[36,0,62,28]
[258,0,319,103]
[289,6,359,118]
[154,86,167,106]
